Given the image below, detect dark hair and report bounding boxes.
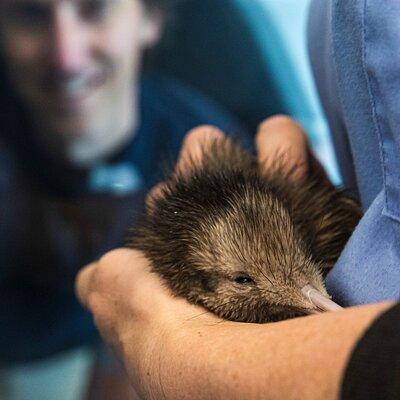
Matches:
[0,0,178,120]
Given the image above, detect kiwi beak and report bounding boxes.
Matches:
[301,284,342,314]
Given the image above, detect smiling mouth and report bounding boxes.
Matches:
[43,73,106,111]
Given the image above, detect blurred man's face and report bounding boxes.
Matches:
[0,0,160,147]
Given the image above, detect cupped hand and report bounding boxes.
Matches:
[75,115,312,396]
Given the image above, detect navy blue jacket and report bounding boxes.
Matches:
[0,74,241,363]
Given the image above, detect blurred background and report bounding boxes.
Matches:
[152,0,339,182]
[0,0,339,399]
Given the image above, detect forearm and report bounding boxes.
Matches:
[125,302,392,400]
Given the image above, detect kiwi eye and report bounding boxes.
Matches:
[234,274,254,285]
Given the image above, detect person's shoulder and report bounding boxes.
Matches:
[140,73,242,134]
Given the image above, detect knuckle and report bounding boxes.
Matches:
[87,292,102,313]
[146,182,166,207]
[95,249,129,284]
[98,248,129,268]
[257,114,293,134]
[258,114,292,130]
[98,248,148,279]
[183,125,224,148]
[257,115,308,146]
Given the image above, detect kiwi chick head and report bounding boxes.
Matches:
[132,168,339,323]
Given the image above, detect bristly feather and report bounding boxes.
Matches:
[129,136,362,323]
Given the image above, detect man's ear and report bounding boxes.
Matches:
[140,9,164,48]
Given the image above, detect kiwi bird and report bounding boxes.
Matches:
[130,136,361,323]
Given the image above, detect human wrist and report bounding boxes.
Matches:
[117,311,190,399]
[128,304,395,400]
[126,314,227,399]
[148,318,238,400]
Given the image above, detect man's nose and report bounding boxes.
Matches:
[50,5,89,73]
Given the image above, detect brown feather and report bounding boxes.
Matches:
[129,136,361,323]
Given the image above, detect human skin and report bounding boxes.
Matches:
[0,0,162,166]
[76,116,393,400]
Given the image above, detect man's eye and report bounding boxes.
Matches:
[234,274,254,285]
[80,0,110,20]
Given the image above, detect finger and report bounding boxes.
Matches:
[76,249,151,308]
[175,125,225,177]
[256,115,309,184]
[146,126,225,209]
[75,260,98,309]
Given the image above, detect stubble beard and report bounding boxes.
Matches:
[30,81,139,169]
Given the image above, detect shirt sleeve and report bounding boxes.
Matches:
[341,302,400,400]
[307,0,400,306]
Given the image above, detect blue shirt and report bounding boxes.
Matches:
[0,74,242,363]
[308,0,400,305]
